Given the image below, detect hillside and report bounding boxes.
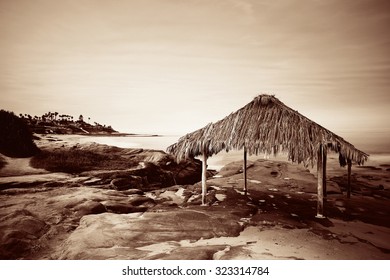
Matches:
[18,112,118,135]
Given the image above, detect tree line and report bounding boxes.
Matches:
[18,111,116,133]
[0,110,39,157]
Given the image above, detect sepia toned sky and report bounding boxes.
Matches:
[0,0,389,150]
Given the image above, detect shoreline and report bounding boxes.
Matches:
[38,132,163,137]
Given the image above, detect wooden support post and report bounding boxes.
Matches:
[201,152,208,205]
[244,146,247,195]
[323,145,327,198]
[316,144,325,218]
[347,160,352,198]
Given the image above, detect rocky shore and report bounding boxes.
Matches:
[0,135,389,260]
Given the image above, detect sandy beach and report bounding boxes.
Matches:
[0,135,389,260]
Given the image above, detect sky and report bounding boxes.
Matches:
[1,0,389,151]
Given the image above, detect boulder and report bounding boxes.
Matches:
[326,181,342,194]
[103,202,148,214]
[127,196,156,207]
[120,189,144,195]
[110,176,143,191]
[53,210,243,259]
[79,146,203,191]
[74,201,107,217]
[129,162,174,187]
[218,161,254,177]
[168,160,202,185]
[0,210,48,259]
[141,150,173,166]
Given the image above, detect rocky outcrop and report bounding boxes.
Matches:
[0,209,49,259]
[53,210,244,260]
[33,141,203,192]
[102,195,156,214]
[2,156,389,260]
[110,176,144,191]
[118,148,203,187]
[0,185,160,259]
[74,201,106,217]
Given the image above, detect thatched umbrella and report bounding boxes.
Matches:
[167,94,369,217]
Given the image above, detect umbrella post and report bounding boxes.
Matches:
[323,145,327,198]
[201,152,208,205]
[244,146,247,195]
[316,144,325,218]
[347,159,352,198]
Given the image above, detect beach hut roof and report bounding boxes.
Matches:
[167,94,368,166]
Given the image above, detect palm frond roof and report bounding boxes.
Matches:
[167,94,368,166]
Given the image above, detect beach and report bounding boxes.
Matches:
[0,134,389,260]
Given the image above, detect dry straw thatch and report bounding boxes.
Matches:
[167,94,368,166]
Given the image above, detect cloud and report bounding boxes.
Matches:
[0,0,389,139]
